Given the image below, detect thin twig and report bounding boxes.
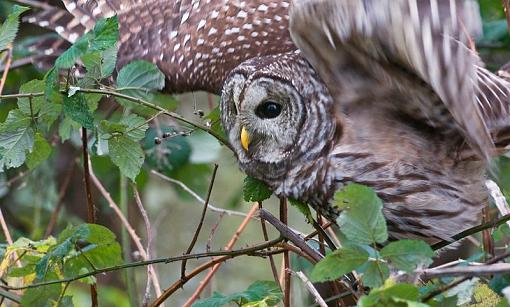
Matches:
[280,198,291,307]
[0,238,284,291]
[0,46,13,95]
[181,164,219,280]
[134,188,163,306]
[422,250,510,301]
[0,209,13,246]
[88,159,148,260]
[293,271,327,307]
[150,170,249,218]
[259,202,281,290]
[182,203,260,307]
[432,212,510,250]
[206,212,225,252]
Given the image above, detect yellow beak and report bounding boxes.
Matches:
[240,126,250,151]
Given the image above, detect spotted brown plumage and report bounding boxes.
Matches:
[27,0,296,93]
[27,0,510,244]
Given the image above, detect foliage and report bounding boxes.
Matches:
[192,281,282,307]
[312,184,434,290]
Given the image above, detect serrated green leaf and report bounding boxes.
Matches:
[55,36,90,69]
[0,109,34,170]
[25,133,51,169]
[17,79,45,115]
[81,46,118,81]
[89,16,119,52]
[58,116,80,142]
[116,60,165,108]
[334,184,388,244]
[0,5,30,51]
[117,60,165,91]
[311,245,369,282]
[192,281,282,307]
[63,93,94,129]
[380,240,434,272]
[362,260,390,288]
[120,114,148,141]
[44,67,62,104]
[109,135,144,181]
[243,176,272,202]
[55,16,118,69]
[38,101,62,131]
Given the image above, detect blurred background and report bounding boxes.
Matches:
[0,0,509,306]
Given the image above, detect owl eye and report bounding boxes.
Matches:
[255,101,282,119]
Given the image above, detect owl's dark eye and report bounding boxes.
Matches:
[255,101,282,119]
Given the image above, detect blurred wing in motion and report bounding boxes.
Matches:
[290,0,499,160]
[25,0,297,94]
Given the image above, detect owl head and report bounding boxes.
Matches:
[221,52,341,198]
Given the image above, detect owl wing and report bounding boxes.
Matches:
[25,0,297,94]
[289,0,497,160]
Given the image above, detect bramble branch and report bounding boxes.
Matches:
[0,237,284,291]
[0,88,233,151]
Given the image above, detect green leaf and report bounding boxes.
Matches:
[21,272,62,307]
[55,16,118,69]
[359,282,424,307]
[38,100,62,131]
[116,60,165,108]
[58,116,80,142]
[334,184,388,244]
[120,114,148,141]
[81,46,118,81]
[17,79,45,115]
[311,245,369,282]
[0,109,34,170]
[25,133,51,169]
[63,93,94,129]
[55,35,90,69]
[362,260,390,288]
[204,106,226,140]
[109,135,144,181]
[289,198,313,223]
[35,224,122,280]
[88,16,119,52]
[243,176,272,202]
[0,5,30,51]
[192,281,282,307]
[117,60,165,91]
[380,240,434,272]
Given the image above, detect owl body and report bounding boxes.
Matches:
[222,51,486,244]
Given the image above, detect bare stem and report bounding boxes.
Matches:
[182,203,260,307]
[181,164,219,279]
[0,46,13,95]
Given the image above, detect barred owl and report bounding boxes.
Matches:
[28,0,510,244]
